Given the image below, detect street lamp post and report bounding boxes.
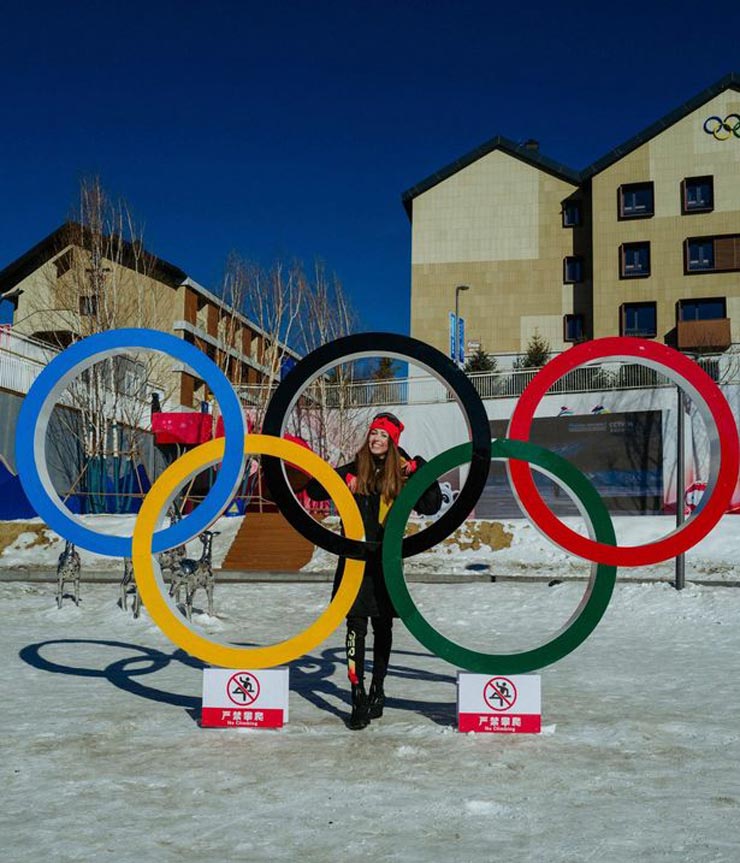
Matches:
[454,285,470,367]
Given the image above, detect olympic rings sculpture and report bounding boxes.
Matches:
[703,114,740,140]
[15,329,740,675]
[15,330,247,558]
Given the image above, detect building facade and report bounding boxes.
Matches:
[0,223,289,410]
[404,73,740,362]
[0,224,300,515]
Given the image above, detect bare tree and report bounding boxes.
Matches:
[215,253,366,464]
[35,178,175,512]
[216,253,304,430]
[294,260,368,462]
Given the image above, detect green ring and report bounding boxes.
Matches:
[382,439,617,674]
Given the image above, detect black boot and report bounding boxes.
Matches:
[348,684,370,730]
[368,680,385,719]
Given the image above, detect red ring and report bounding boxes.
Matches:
[507,337,739,567]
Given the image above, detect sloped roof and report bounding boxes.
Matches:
[402,72,740,219]
[0,222,187,295]
[582,71,740,179]
[401,135,581,218]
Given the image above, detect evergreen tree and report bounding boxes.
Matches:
[514,331,551,369]
[464,346,497,374]
[371,356,397,380]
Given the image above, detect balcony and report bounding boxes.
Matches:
[676,318,731,353]
[0,328,59,395]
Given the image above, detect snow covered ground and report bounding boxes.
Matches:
[2,573,740,861]
[305,514,740,584]
[1,510,739,861]
[1,512,739,584]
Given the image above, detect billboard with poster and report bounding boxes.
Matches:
[478,410,663,518]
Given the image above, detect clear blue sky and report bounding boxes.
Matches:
[1,0,738,334]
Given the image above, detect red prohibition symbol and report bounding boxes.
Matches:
[227,672,261,706]
[483,677,518,712]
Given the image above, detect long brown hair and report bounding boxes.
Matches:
[354,439,403,503]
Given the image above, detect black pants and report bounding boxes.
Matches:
[345,615,393,686]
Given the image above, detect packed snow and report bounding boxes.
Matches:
[1,512,739,584]
[1,510,739,861]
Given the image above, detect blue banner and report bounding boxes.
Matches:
[280,356,297,380]
[458,317,465,364]
[449,312,456,360]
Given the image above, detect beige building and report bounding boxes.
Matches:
[0,223,288,409]
[404,72,740,362]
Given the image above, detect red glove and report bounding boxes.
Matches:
[345,473,357,493]
[402,459,418,476]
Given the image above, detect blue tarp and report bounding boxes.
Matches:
[0,457,37,519]
[0,456,151,518]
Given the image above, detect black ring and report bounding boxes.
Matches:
[261,332,491,560]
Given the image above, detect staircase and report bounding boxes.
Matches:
[221,510,315,571]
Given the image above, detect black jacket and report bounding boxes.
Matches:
[305,449,442,618]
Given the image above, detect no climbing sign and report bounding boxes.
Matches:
[201,668,289,729]
[457,673,541,733]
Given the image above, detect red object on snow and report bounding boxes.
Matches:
[151,412,213,445]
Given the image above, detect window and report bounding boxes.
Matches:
[685,234,740,273]
[619,182,654,219]
[563,314,584,342]
[562,201,581,227]
[114,356,147,398]
[79,295,98,316]
[677,297,726,321]
[682,176,713,214]
[686,239,714,271]
[621,302,657,338]
[563,256,584,283]
[620,242,651,278]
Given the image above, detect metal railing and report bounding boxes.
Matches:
[0,328,162,420]
[0,329,59,394]
[236,377,411,409]
[465,363,678,400]
[4,327,738,408]
[237,350,739,408]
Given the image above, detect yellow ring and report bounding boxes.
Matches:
[132,434,365,668]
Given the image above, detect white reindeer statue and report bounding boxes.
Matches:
[56,540,81,608]
[169,530,219,621]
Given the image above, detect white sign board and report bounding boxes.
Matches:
[457,673,541,734]
[201,667,289,729]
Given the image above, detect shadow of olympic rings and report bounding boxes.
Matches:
[18,640,458,727]
[19,639,207,722]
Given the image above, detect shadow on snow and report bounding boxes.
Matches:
[18,640,458,727]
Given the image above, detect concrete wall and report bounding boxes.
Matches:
[410,149,580,357]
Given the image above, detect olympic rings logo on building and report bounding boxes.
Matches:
[703,114,740,140]
[14,330,740,675]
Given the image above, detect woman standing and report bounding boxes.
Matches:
[306,412,442,729]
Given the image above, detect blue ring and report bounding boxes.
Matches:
[15,329,246,557]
